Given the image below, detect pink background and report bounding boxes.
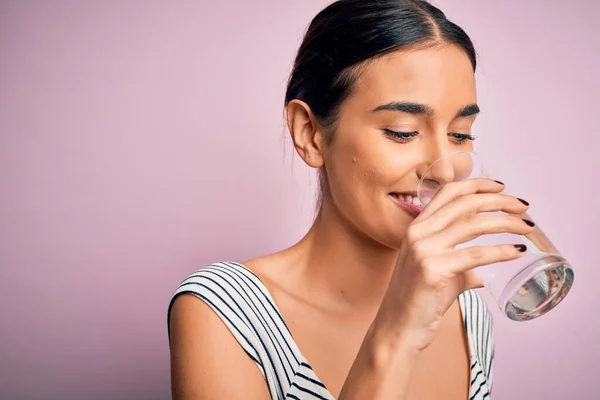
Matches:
[1,1,598,398]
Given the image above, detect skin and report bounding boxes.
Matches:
[169,43,534,399]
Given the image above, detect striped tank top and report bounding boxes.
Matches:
[168,262,494,399]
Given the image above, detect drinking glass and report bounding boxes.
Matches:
[417,150,574,321]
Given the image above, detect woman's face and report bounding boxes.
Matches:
[323,44,478,248]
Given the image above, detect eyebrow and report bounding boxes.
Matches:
[371,102,480,118]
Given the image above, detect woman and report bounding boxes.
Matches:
[168,1,534,399]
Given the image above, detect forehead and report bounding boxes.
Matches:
[347,44,477,116]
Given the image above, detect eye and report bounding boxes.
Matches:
[383,129,419,143]
[449,133,478,145]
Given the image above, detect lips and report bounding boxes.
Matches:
[389,192,425,216]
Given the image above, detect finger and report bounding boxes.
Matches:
[415,178,504,222]
[434,214,535,248]
[433,243,527,275]
[413,193,529,238]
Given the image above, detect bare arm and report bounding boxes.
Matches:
[169,294,271,400]
[337,319,421,400]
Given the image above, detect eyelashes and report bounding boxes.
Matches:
[449,133,478,144]
[383,129,478,145]
[383,129,419,141]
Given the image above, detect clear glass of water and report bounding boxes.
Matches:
[417,150,574,321]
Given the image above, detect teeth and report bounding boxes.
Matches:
[396,194,422,206]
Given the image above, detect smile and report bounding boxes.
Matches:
[389,192,425,216]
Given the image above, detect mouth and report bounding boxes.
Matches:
[389,192,425,217]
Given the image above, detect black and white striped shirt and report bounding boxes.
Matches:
[168,262,494,399]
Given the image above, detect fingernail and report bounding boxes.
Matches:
[518,198,529,206]
[494,180,505,185]
[522,219,535,227]
[514,244,527,252]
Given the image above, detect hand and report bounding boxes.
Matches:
[374,178,534,352]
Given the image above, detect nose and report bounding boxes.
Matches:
[417,149,478,195]
[416,148,457,192]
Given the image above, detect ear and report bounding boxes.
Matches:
[286,99,325,168]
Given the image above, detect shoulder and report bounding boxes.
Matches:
[458,290,495,348]
[168,261,312,398]
[168,261,272,342]
[458,289,494,328]
[168,262,273,399]
[459,290,495,388]
[169,262,262,303]
[167,260,294,366]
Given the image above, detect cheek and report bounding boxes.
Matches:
[333,131,420,192]
[352,139,418,192]
[361,165,390,195]
[328,144,395,202]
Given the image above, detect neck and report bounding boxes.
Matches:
[285,199,402,313]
